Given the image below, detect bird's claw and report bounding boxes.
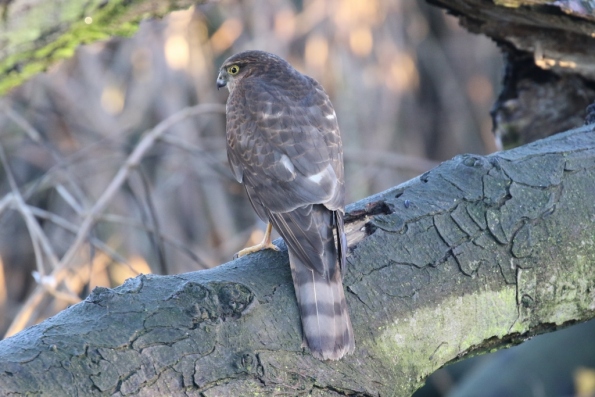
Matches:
[234,242,279,259]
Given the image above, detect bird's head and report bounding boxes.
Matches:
[216,50,294,92]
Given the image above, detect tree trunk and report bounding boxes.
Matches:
[0,124,594,396]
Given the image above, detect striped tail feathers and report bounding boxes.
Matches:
[289,250,355,360]
[269,204,355,360]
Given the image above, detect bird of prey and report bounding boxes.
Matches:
[217,50,355,360]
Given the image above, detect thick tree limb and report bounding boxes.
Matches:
[0,125,594,396]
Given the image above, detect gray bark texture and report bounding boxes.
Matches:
[0,125,594,396]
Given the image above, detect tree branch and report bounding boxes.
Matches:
[0,0,200,94]
[0,125,594,396]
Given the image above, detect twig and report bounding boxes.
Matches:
[99,214,213,269]
[3,102,92,217]
[55,184,85,214]
[136,167,167,274]
[0,143,60,274]
[1,104,43,143]
[158,134,235,181]
[28,207,130,268]
[0,144,80,322]
[343,148,438,173]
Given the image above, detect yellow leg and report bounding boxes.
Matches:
[235,223,279,258]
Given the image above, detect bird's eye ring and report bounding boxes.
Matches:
[227,65,240,75]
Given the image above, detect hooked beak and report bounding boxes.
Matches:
[216,72,227,90]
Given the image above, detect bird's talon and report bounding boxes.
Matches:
[234,242,278,259]
[233,223,277,259]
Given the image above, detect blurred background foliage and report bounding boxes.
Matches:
[0,0,507,394]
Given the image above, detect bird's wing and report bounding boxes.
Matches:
[226,77,344,215]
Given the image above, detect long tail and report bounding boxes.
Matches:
[288,250,355,360]
[270,205,355,360]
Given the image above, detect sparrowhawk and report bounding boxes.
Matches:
[217,50,355,360]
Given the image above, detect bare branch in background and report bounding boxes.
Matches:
[0,143,59,275]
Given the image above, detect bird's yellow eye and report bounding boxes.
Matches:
[227,65,240,75]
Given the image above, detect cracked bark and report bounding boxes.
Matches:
[0,125,594,396]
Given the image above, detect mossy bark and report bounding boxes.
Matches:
[0,0,197,94]
[0,126,594,396]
